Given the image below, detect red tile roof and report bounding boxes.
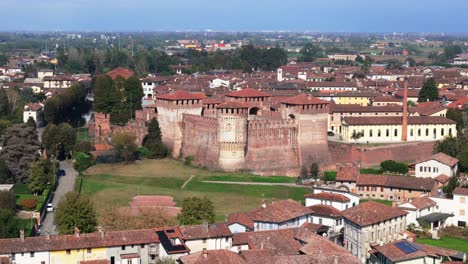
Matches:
[453,187,468,196]
[216,101,250,109]
[410,101,445,116]
[156,90,205,100]
[435,174,450,184]
[356,174,389,186]
[399,196,437,210]
[371,240,460,262]
[341,201,407,226]
[416,152,459,167]
[299,233,360,264]
[307,204,342,219]
[246,200,312,223]
[106,67,134,80]
[180,223,232,240]
[227,213,254,229]
[356,174,436,192]
[281,93,330,105]
[226,88,271,98]
[335,165,360,182]
[233,228,303,256]
[447,97,468,110]
[304,192,350,202]
[180,249,246,264]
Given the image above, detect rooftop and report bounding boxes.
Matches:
[226,88,271,98]
[281,93,330,105]
[246,200,312,224]
[304,192,350,203]
[416,152,459,167]
[342,201,407,226]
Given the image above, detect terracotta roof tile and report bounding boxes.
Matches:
[435,174,450,184]
[106,67,134,80]
[226,88,271,98]
[416,152,459,167]
[216,101,250,109]
[307,204,342,219]
[246,200,312,223]
[335,165,360,182]
[372,240,460,262]
[304,192,350,202]
[453,187,468,196]
[156,90,205,100]
[180,249,246,264]
[281,93,330,105]
[342,201,407,226]
[399,196,437,210]
[180,223,232,240]
[227,213,254,229]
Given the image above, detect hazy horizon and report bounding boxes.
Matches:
[3,0,468,33]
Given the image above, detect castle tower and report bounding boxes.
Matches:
[93,113,111,144]
[216,101,248,171]
[280,94,330,165]
[155,90,204,157]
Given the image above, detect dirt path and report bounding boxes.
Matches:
[202,181,305,188]
[181,175,195,189]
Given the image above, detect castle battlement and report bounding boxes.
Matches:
[182,114,218,128]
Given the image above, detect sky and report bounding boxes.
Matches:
[2,0,468,32]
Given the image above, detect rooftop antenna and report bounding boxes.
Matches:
[131,38,134,57]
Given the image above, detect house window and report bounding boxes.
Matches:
[460,197,466,204]
[410,129,413,136]
[419,166,423,172]
[460,209,465,216]
[441,128,444,136]
[369,129,373,137]
[426,128,429,136]
[433,128,437,138]
[66,250,71,255]
[386,129,389,137]
[30,252,34,257]
[87,248,92,253]
[122,246,126,250]
[378,129,381,137]
[418,129,421,136]
[203,239,207,244]
[449,128,452,136]
[12,254,15,260]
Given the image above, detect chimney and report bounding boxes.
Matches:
[261,199,267,208]
[74,227,80,237]
[401,79,408,141]
[45,230,50,240]
[98,226,104,239]
[202,249,208,258]
[20,230,24,241]
[333,256,338,264]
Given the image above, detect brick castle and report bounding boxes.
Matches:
[89,88,330,176]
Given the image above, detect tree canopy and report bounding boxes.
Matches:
[54,192,97,235]
[0,123,40,182]
[177,197,215,225]
[300,43,324,62]
[418,78,438,102]
[42,123,77,159]
[43,82,89,125]
[142,118,168,159]
[28,159,53,195]
[0,209,20,239]
[111,132,137,162]
[0,191,16,211]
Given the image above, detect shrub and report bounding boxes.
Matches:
[20,198,37,210]
[380,160,408,174]
[184,156,194,166]
[136,147,152,159]
[323,171,337,181]
[73,141,96,153]
[73,152,96,173]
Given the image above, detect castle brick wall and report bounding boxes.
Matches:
[245,119,300,176]
[181,114,220,169]
[328,141,436,167]
[297,112,330,164]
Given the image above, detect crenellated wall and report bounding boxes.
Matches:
[181,114,220,168]
[245,119,300,176]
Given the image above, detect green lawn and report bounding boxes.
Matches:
[13,184,50,211]
[76,127,91,142]
[417,236,468,253]
[82,159,310,223]
[360,199,393,206]
[17,218,36,237]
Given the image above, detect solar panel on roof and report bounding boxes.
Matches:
[395,241,418,254]
[408,241,422,251]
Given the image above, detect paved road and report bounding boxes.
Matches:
[40,160,78,235]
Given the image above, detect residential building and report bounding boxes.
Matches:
[307,81,358,92]
[304,188,359,211]
[413,152,459,178]
[180,223,232,253]
[430,187,468,228]
[327,54,359,61]
[37,69,54,80]
[43,75,76,89]
[141,76,171,98]
[397,196,438,227]
[342,201,408,263]
[372,96,402,106]
[227,213,254,233]
[245,200,313,231]
[369,239,466,264]
[23,103,44,127]
[341,116,456,144]
[307,204,344,243]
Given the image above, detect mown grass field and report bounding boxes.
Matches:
[417,236,468,253]
[82,159,309,222]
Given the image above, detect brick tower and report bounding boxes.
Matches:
[401,80,409,142]
[216,101,249,171]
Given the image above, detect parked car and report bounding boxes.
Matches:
[57,169,66,176]
[46,203,54,212]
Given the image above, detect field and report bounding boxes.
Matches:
[417,236,468,253]
[82,159,310,222]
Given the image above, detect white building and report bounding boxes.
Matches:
[305,187,360,211]
[180,223,232,253]
[23,103,44,127]
[209,78,230,89]
[246,200,314,231]
[37,69,54,80]
[414,152,459,178]
[397,196,438,227]
[430,187,468,228]
[226,213,254,234]
[342,201,408,263]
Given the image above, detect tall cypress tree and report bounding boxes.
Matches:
[93,75,115,113]
[418,78,439,102]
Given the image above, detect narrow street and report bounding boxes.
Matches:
[40,160,78,235]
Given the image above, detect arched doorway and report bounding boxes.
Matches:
[249,107,260,115]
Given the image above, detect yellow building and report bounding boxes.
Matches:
[51,247,107,264]
[325,92,378,106]
[342,116,456,144]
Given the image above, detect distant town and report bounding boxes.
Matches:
[0,31,467,264]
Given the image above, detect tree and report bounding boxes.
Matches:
[446,108,464,132]
[28,159,53,195]
[310,163,319,180]
[0,88,9,118]
[177,197,215,225]
[0,124,41,182]
[351,130,364,144]
[434,136,461,158]
[300,43,323,62]
[300,165,308,180]
[124,75,144,116]
[0,158,14,184]
[457,148,468,172]
[43,83,89,125]
[93,75,115,114]
[418,78,438,102]
[0,209,20,239]
[111,132,137,162]
[42,123,77,158]
[101,207,176,231]
[0,191,16,211]
[143,118,168,159]
[443,176,459,199]
[380,160,409,174]
[54,192,97,235]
